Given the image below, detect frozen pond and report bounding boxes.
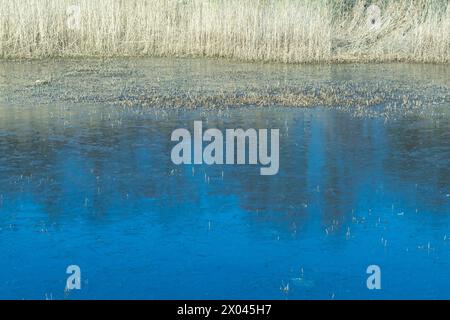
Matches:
[0,58,449,299]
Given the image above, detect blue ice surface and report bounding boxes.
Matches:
[0,104,448,300]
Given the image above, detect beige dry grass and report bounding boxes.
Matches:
[0,0,448,62]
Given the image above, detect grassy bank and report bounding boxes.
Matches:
[0,0,448,63]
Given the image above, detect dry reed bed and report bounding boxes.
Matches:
[0,0,448,62]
